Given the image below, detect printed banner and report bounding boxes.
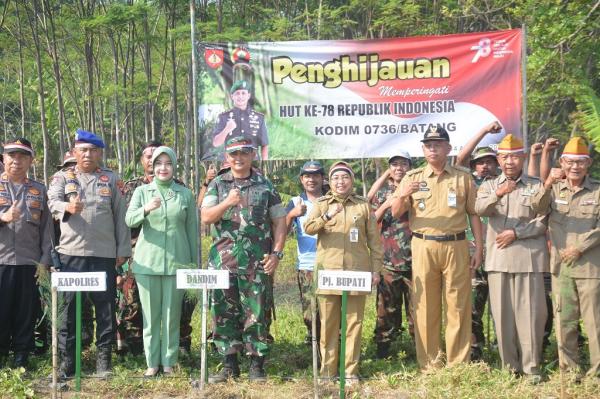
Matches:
[198,29,522,160]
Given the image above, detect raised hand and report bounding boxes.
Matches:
[0,200,22,223]
[545,167,565,189]
[225,188,242,207]
[495,179,517,197]
[66,194,84,215]
[144,196,161,213]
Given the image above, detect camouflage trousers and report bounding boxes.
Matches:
[374,270,414,343]
[471,268,489,349]
[116,275,144,354]
[117,274,197,354]
[211,269,270,357]
[179,294,198,351]
[297,270,320,341]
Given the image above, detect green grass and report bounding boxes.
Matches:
[1,237,599,398]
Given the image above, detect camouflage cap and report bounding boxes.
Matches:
[421,125,450,142]
[230,80,251,94]
[470,146,497,162]
[225,136,256,153]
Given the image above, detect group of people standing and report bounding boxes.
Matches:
[0,121,598,389]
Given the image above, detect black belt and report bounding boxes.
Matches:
[412,231,466,242]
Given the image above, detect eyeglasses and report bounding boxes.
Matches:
[563,159,588,167]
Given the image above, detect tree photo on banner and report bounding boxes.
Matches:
[198,29,522,161]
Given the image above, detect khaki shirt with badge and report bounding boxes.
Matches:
[396,164,477,235]
[304,192,383,295]
[530,176,600,278]
[48,166,131,259]
[0,173,53,266]
[475,173,549,273]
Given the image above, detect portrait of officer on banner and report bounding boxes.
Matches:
[209,80,269,161]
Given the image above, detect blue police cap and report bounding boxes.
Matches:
[74,129,105,148]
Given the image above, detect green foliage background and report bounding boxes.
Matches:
[0,0,598,190]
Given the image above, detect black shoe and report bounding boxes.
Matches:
[95,347,113,379]
[179,346,191,357]
[470,346,483,362]
[48,353,74,382]
[376,342,391,359]
[248,355,267,382]
[13,352,28,369]
[208,354,240,384]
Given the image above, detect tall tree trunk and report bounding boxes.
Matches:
[41,0,67,155]
[143,6,152,141]
[15,4,26,139]
[170,3,179,157]
[109,34,124,174]
[184,59,192,186]
[27,0,51,184]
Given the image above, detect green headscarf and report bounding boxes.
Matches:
[151,146,177,193]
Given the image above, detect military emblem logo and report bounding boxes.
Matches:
[205,48,224,69]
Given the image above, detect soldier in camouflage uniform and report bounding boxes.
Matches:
[202,137,287,383]
[455,121,502,361]
[119,140,197,356]
[367,152,414,358]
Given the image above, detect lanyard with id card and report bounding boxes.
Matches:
[448,188,457,208]
[349,214,359,243]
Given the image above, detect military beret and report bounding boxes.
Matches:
[74,129,105,148]
[230,80,251,94]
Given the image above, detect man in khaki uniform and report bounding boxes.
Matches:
[391,126,483,368]
[48,130,131,379]
[475,134,548,382]
[531,137,600,378]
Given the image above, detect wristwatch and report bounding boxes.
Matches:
[272,251,284,260]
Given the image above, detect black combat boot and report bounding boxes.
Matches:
[95,347,113,379]
[208,354,240,384]
[57,351,75,381]
[248,355,267,382]
[13,352,29,369]
[376,342,390,359]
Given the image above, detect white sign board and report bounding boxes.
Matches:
[176,269,230,289]
[318,270,372,292]
[51,272,107,292]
